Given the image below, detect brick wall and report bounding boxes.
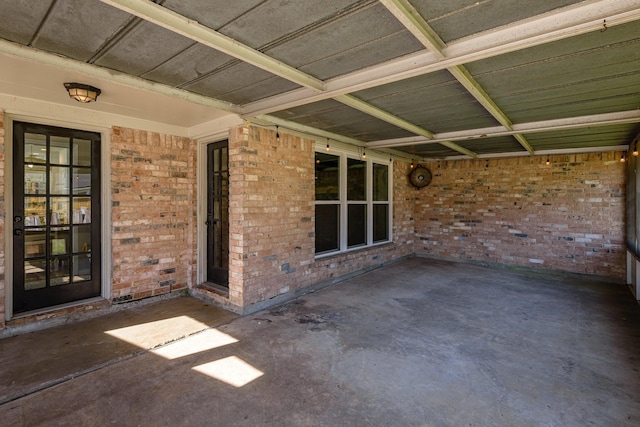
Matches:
[228,125,415,310]
[228,125,316,307]
[111,127,196,302]
[0,110,5,329]
[415,153,626,279]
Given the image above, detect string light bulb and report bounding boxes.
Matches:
[410,159,414,169]
[546,156,550,165]
[620,153,626,162]
[634,148,638,156]
[326,139,330,152]
[276,125,280,142]
[362,149,366,159]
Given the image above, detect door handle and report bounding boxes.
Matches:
[14,229,23,236]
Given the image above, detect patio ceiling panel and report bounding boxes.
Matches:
[407,144,470,159]
[182,62,301,106]
[352,72,501,133]
[525,124,640,151]
[455,136,526,156]
[140,44,239,88]
[265,2,423,80]
[270,99,416,142]
[465,20,640,124]
[411,0,585,43]
[0,1,54,45]
[0,0,132,62]
[93,20,196,77]
[0,0,638,160]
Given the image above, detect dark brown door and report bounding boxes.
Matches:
[13,122,101,313]
[206,141,229,287]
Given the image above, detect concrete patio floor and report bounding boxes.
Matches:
[1,257,639,426]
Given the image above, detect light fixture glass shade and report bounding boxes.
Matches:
[64,83,101,103]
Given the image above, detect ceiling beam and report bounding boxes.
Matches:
[367,110,640,148]
[100,0,477,158]
[446,66,535,154]
[100,0,325,92]
[368,0,537,154]
[241,0,640,116]
[250,114,426,162]
[334,94,433,139]
[440,145,629,161]
[0,38,241,114]
[253,114,366,147]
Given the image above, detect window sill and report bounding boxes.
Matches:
[314,240,393,260]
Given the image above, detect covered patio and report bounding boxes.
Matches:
[2,258,639,426]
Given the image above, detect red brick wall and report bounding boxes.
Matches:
[228,125,316,307]
[110,127,196,302]
[0,110,5,329]
[228,125,415,309]
[414,153,626,279]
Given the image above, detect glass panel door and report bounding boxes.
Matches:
[13,122,101,313]
[206,141,229,287]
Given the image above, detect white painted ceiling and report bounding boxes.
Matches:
[0,0,639,159]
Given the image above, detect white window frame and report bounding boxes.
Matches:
[314,142,393,258]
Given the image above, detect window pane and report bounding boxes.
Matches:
[25,229,46,258]
[73,197,91,224]
[73,139,92,166]
[25,165,46,195]
[50,166,69,194]
[348,204,366,247]
[373,163,388,201]
[373,204,389,242]
[50,256,70,286]
[50,136,70,165]
[315,204,339,253]
[73,167,91,195]
[25,197,47,226]
[347,158,366,201]
[315,153,339,201]
[24,133,46,164]
[51,226,70,255]
[73,225,92,253]
[25,260,47,290]
[51,197,70,225]
[72,255,91,282]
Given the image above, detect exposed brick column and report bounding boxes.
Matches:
[110,127,197,302]
[228,125,316,308]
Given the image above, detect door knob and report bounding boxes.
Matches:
[14,229,23,236]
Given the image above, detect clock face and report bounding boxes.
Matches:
[409,166,432,188]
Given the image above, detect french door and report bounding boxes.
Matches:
[12,122,101,313]
[206,140,229,287]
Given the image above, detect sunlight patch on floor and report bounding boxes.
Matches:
[105,316,210,348]
[151,328,238,360]
[193,356,264,387]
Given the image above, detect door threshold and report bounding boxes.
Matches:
[12,297,107,320]
[198,282,229,297]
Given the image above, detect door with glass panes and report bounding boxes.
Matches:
[12,122,101,313]
[206,140,229,287]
